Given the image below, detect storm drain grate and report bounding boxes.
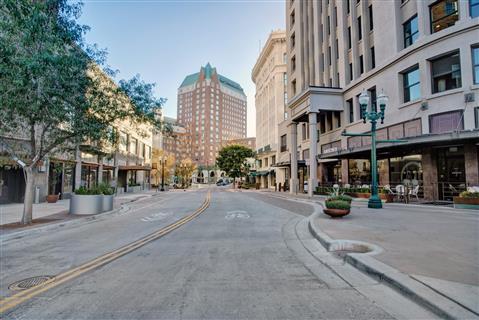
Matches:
[9,276,55,291]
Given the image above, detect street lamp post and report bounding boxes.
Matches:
[342,89,403,209]
[160,156,166,192]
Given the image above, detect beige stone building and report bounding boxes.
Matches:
[177,63,247,167]
[284,0,479,200]
[252,30,288,189]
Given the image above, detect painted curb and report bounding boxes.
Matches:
[0,193,160,243]
[308,211,478,320]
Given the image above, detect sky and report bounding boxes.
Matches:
[78,0,286,137]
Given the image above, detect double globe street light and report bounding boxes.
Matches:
[343,89,403,209]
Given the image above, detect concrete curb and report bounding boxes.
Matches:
[0,193,160,243]
[308,211,479,320]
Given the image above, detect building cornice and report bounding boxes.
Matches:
[252,30,286,82]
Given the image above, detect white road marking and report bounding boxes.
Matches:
[225,211,250,219]
[141,212,172,222]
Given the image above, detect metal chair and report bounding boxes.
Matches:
[408,185,420,202]
[395,185,406,202]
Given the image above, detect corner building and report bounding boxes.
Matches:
[177,63,247,167]
[285,0,479,200]
[252,30,288,190]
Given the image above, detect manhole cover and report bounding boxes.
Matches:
[9,276,54,291]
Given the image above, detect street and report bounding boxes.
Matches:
[0,188,439,319]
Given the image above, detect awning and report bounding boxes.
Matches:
[320,130,479,160]
[271,160,307,168]
[119,165,152,171]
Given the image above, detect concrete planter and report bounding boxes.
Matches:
[102,195,114,212]
[380,193,395,203]
[355,192,371,199]
[70,194,103,215]
[453,197,479,210]
[323,208,350,218]
[127,186,142,193]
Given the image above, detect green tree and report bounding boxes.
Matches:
[0,1,164,224]
[216,145,254,188]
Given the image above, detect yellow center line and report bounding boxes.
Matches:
[0,190,211,314]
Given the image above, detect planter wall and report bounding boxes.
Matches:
[102,195,114,212]
[127,186,142,193]
[355,193,371,199]
[380,194,395,203]
[70,194,103,215]
[453,197,479,210]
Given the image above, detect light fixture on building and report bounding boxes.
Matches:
[359,89,370,123]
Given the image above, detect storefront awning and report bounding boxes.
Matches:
[271,160,307,168]
[119,165,151,171]
[320,130,479,160]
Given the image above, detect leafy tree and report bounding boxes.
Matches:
[151,149,175,187]
[0,0,164,224]
[216,145,254,188]
[175,158,196,188]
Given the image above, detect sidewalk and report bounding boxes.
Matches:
[0,190,158,226]
[257,190,479,316]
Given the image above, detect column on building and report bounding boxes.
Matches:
[74,145,81,190]
[308,112,318,196]
[289,123,299,194]
[98,155,103,184]
[465,143,479,187]
[422,147,438,201]
[341,159,349,185]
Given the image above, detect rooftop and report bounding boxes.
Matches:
[179,63,245,95]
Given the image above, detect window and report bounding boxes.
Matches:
[430,0,458,33]
[280,135,287,152]
[328,46,332,65]
[328,16,331,34]
[347,99,354,123]
[471,0,479,17]
[475,107,479,128]
[290,10,295,26]
[335,39,339,60]
[283,72,287,85]
[429,110,464,133]
[371,47,375,69]
[271,155,276,165]
[403,15,419,48]
[403,66,421,102]
[347,0,350,13]
[349,63,353,81]
[334,7,337,26]
[302,123,307,140]
[292,79,297,95]
[359,55,364,74]
[358,17,362,40]
[291,56,296,71]
[369,87,377,112]
[473,46,479,85]
[431,51,461,93]
[336,111,342,128]
[283,52,287,64]
[369,5,373,30]
[290,33,296,49]
[347,27,352,49]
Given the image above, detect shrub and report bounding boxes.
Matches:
[329,195,353,203]
[459,191,479,198]
[325,200,351,210]
[98,182,115,195]
[74,186,101,195]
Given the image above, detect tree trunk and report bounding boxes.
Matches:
[233,177,236,189]
[22,166,35,224]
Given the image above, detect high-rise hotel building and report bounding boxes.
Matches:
[283,0,479,200]
[177,63,247,166]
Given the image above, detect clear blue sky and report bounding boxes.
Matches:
[78,0,286,137]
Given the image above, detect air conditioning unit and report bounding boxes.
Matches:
[465,93,475,103]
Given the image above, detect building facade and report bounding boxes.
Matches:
[252,30,288,189]
[285,0,479,200]
[177,63,247,167]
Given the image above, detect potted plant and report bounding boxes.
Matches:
[453,191,479,210]
[379,188,394,203]
[98,182,115,212]
[323,195,352,218]
[70,186,103,215]
[355,187,371,199]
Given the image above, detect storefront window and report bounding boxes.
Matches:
[348,159,371,185]
[81,165,98,188]
[63,163,74,194]
[389,155,423,186]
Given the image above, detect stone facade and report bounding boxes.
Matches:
[252,30,288,189]
[285,0,479,199]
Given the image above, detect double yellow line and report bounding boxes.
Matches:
[0,191,211,314]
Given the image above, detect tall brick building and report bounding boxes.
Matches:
[177,63,247,166]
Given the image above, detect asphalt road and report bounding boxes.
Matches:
[2,188,397,319]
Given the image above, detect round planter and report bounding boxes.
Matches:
[70,194,103,215]
[102,195,114,212]
[380,193,395,203]
[46,194,59,203]
[323,208,350,218]
[355,193,371,199]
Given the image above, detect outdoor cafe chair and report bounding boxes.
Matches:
[344,183,351,189]
[384,185,395,195]
[408,185,420,202]
[411,179,419,186]
[396,185,406,202]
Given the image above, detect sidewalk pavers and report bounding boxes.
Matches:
[0,190,159,227]
[255,190,479,318]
